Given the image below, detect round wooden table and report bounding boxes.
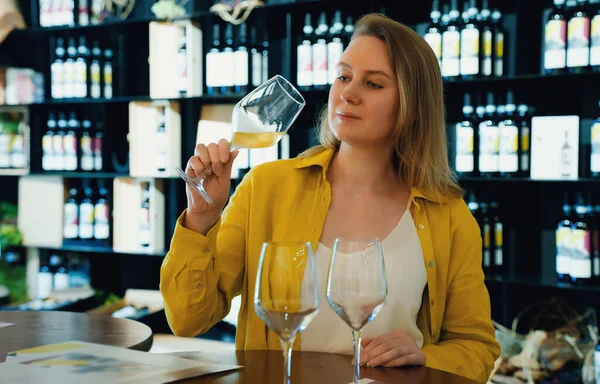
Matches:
[166,350,480,384]
[0,310,153,354]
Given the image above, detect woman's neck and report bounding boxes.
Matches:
[328,143,399,194]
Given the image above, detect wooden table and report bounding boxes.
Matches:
[167,350,481,384]
[0,310,153,353]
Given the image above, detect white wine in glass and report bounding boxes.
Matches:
[255,241,320,384]
[176,75,306,204]
[326,238,388,384]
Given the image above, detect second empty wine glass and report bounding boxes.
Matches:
[326,238,388,384]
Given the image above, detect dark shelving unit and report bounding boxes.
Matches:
[2,0,600,333]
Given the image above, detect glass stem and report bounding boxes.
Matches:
[281,337,294,384]
[352,330,362,384]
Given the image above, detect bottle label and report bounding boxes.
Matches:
[95,154,102,171]
[42,135,54,170]
[94,203,110,240]
[545,20,567,69]
[177,50,188,92]
[104,65,113,98]
[62,61,74,98]
[220,50,235,87]
[75,61,87,97]
[591,15,600,65]
[424,32,442,65]
[51,62,63,99]
[156,131,167,171]
[494,222,503,266]
[442,30,460,77]
[460,28,480,75]
[595,255,600,277]
[455,124,474,172]
[499,124,519,172]
[37,272,53,299]
[78,0,89,26]
[64,202,79,239]
[54,273,69,291]
[312,42,328,86]
[494,32,504,76]
[483,249,491,268]
[567,16,591,67]
[556,226,571,275]
[479,124,499,172]
[570,229,592,278]
[520,126,530,171]
[483,223,491,249]
[591,122,600,172]
[79,202,94,239]
[206,51,219,87]
[297,44,313,86]
[10,134,25,168]
[81,134,94,170]
[251,51,262,87]
[483,30,493,75]
[234,50,248,87]
[327,41,344,85]
[139,207,151,247]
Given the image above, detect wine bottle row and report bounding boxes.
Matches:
[467,191,505,275]
[63,180,111,245]
[454,91,532,178]
[43,111,104,172]
[205,21,269,96]
[424,0,506,80]
[296,11,353,90]
[0,111,27,169]
[51,36,114,100]
[39,0,113,27]
[543,0,600,74]
[556,192,600,286]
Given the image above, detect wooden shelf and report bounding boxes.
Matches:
[458,176,600,183]
[28,171,130,178]
[0,169,29,176]
[486,274,600,292]
[35,244,166,257]
[5,94,244,107]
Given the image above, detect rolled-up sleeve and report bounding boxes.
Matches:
[160,174,250,337]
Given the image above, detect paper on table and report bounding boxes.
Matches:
[0,322,13,328]
[1,340,241,384]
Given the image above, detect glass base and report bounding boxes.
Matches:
[175,167,213,204]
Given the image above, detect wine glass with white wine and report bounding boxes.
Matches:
[255,241,320,384]
[326,238,388,384]
[175,75,306,204]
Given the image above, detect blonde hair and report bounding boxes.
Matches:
[301,13,462,200]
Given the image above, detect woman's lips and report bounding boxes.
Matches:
[336,111,361,121]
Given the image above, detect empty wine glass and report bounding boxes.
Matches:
[326,238,388,384]
[175,75,306,204]
[254,241,320,384]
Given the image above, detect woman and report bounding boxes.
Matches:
[160,13,500,383]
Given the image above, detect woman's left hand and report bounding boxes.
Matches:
[358,330,426,368]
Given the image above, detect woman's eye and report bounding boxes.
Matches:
[337,76,349,82]
[368,82,382,89]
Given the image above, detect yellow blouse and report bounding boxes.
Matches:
[160,148,501,383]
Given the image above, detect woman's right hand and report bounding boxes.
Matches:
[183,139,238,234]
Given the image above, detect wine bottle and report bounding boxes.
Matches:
[94,120,103,171]
[545,0,568,74]
[63,37,77,98]
[478,92,499,177]
[234,23,249,95]
[424,0,443,69]
[139,183,151,248]
[80,118,94,171]
[312,12,329,90]
[64,187,79,240]
[592,100,600,177]
[206,24,221,95]
[517,104,531,177]
[479,0,493,77]
[64,111,79,171]
[297,13,314,90]
[221,24,235,95]
[94,186,110,241]
[261,28,269,83]
[492,9,505,76]
[460,0,481,79]
[55,112,67,171]
[250,26,262,87]
[75,36,89,98]
[42,112,56,171]
[491,201,504,275]
[567,0,591,72]
[499,91,519,176]
[103,49,113,99]
[51,37,65,99]
[327,11,344,85]
[90,41,102,98]
[156,107,167,172]
[79,187,94,240]
[455,93,476,176]
[442,0,461,79]
[571,194,593,285]
[480,202,492,273]
[591,0,600,70]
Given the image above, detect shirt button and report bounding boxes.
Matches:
[431,300,435,306]
[202,247,210,254]
[432,333,437,339]
[429,261,435,268]
[418,224,425,230]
